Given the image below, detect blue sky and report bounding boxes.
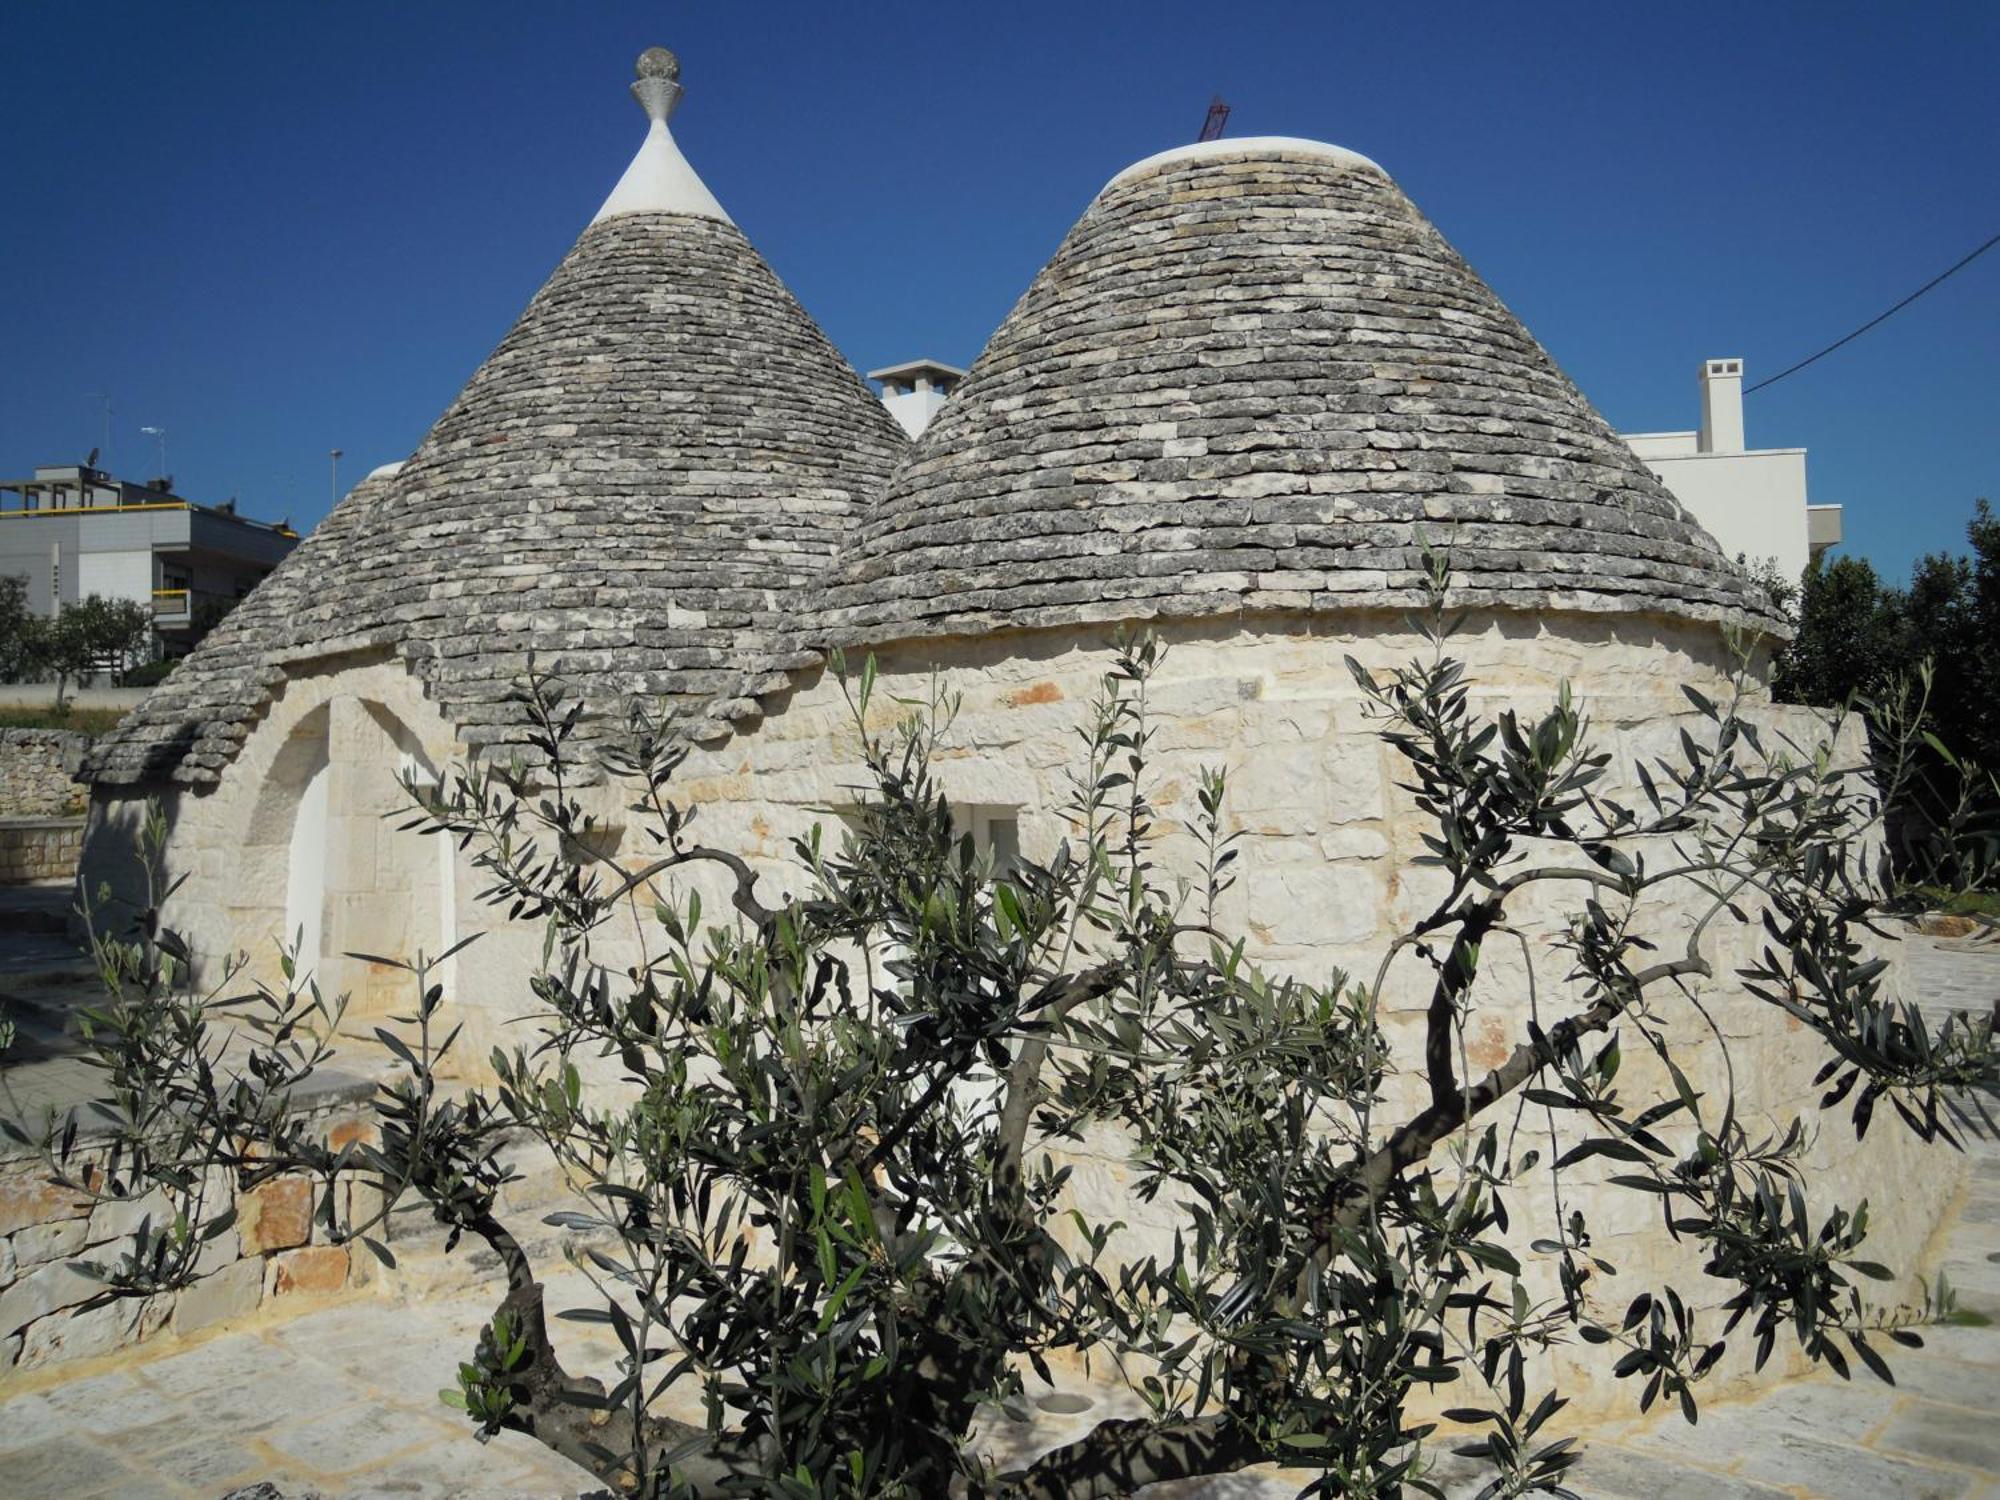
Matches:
[2,1,1993,581]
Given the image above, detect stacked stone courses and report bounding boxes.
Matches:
[84,138,1783,789]
[0,729,90,817]
[89,213,906,787]
[804,147,1780,647]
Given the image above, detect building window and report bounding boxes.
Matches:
[959,805,1022,879]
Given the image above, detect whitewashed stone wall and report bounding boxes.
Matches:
[81,610,1967,1413]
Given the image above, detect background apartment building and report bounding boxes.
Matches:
[1622,359,1843,582]
[0,463,298,656]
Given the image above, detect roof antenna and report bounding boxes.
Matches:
[1198,95,1231,142]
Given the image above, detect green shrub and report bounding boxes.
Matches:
[0,704,129,734]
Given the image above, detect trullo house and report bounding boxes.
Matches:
[80,46,1961,1399]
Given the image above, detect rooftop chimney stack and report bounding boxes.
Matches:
[1698,358,1745,455]
[868,358,967,439]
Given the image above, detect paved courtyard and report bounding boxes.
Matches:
[0,936,1994,1499]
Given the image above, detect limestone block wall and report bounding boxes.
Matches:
[648,611,1962,1409]
[0,729,89,818]
[0,818,84,885]
[79,610,1966,1415]
[0,1094,375,1377]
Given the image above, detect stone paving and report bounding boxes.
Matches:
[0,936,1994,1499]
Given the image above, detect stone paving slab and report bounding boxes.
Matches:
[0,936,1993,1499]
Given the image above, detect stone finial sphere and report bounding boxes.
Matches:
[636,47,681,81]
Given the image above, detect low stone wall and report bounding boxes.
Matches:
[0,1093,376,1375]
[0,818,85,885]
[0,729,90,818]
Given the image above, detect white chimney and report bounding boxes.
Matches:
[868,358,967,439]
[1698,357,1745,455]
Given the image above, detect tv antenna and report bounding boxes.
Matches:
[140,426,169,484]
[87,393,113,469]
[1198,95,1231,142]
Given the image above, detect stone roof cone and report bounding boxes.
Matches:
[805,138,1780,645]
[92,48,907,787]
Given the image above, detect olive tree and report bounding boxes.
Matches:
[17,566,1998,1499]
[21,593,155,708]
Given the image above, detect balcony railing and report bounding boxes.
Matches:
[152,588,191,622]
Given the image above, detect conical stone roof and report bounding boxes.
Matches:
[92,50,906,787]
[803,138,1779,646]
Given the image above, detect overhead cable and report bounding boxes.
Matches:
[1747,230,2000,394]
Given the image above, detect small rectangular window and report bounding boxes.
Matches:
[961,806,1023,879]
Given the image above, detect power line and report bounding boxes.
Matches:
[1747,230,2000,394]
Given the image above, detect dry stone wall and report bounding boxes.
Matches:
[0,1093,375,1376]
[0,730,88,817]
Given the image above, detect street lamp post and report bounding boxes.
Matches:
[330,448,343,511]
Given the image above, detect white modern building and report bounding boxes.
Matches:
[1621,359,1843,582]
[0,463,300,655]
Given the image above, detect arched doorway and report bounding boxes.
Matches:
[240,695,459,1022]
[237,704,334,985]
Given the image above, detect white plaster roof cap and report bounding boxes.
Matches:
[1105,136,1386,194]
[365,460,405,481]
[593,47,732,225]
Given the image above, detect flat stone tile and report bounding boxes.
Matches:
[1915,1322,2000,1367]
[328,1422,592,1494]
[258,1398,456,1477]
[337,1449,586,1499]
[481,1430,600,1490]
[1130,1474,1305,1498]
[0,1391,75,1452]
[1877,1400,2000,1471]
[37,1369,181,1428]
[147,1435,266,1491]
[1942,1221,2000,1255]
[1939,1257,2000,1300]
[1733,1375,1901,1434]
[1620,1377,1898,1466]
[1571,1441,1792,1499]
[1732,1428,1974,1500]
[75,1475,190,1500]
[5,1434,153,1499]
[1885,1353,2000,1412]
[268,1299,454,1358]
[139,1338,363,1428]
[293,1308,493,1405]
[136,1335,312,1396]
